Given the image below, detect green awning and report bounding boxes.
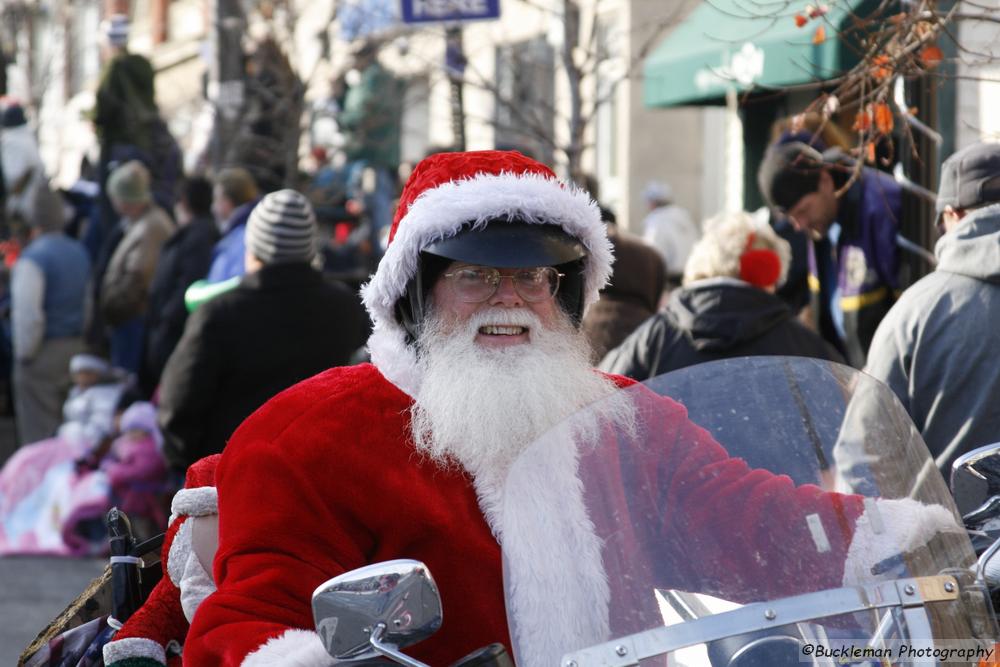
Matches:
[643,0,879,108]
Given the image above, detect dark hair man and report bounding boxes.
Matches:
[866,141,1000,472]
[757,142,902,368]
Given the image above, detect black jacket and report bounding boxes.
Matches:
[581,226,667,362]
[599,280,843,381]
[158,262,369,471]
[141,214,219,394]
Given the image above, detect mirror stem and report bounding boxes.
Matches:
[369,623,434,667]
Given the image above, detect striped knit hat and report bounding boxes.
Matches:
[245,189,316,265]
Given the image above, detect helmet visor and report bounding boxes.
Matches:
[422,220,586,268]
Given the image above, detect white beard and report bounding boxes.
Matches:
[411,306,639,666]
[411,306,623,531]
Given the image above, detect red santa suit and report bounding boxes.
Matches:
[177,150,615,664]
[180,362,957,666]
[180,151,961,666]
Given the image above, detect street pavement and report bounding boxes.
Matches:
[0,555,107,665]
[0,414,108,665]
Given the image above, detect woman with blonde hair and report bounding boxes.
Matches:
[600,211,842,380]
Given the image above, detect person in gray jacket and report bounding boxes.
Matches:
[865,141,1000,473]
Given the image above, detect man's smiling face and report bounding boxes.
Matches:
[429,262,561,349]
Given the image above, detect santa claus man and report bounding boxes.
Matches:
[176,151,958,666]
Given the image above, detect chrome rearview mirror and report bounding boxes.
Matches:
[312,559,443,666]
[951,442,1000,518]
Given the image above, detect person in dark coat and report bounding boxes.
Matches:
[140,176,220,396]
[582,221,667,362]
[756,142,902,368]
[600,212,842,381]
[157,190,369,472]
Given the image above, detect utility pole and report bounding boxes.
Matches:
[210,0,245,169]
[445,25,466,150]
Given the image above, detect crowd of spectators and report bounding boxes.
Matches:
[0,49,997,566]
[0,92,371,556]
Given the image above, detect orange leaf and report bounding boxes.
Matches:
[920,45,944,69]
[873,102,894,134]
[853,109,871,132]
[794,13,808,27]
[865,142,876,163]
[812,25,826,45]
[871,54,892,81]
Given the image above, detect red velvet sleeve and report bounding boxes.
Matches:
[183,428,372,665]
[181,366,504,666]
[629,388,867,602]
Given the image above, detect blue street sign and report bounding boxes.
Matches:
[401,0,500,24]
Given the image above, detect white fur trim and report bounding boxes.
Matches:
[360,171,612,389]
[366,326,420,397]
[241,628,335,666]
[496,420,610,667]
[167,517,217,622]
[842,497,964,586]
[103,636,166,664]
[169,486,218,524]
[166,517,191,586]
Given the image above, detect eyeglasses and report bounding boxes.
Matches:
[441,266,565,303]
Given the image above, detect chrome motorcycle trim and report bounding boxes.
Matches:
[658,590,712,622]
[561,575,960,667]
[311,558,442,662]
[727,635,805,665]
[978,536,1000,583]
[368,623,433,667]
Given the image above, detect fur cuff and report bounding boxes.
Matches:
[241,629,335,666]
[103,637,166,665]
[166,518,217,621]
[169,486,218,524]
[842,497,963,586]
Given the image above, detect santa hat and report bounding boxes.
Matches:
[360,150,612,395]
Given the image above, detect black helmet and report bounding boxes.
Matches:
[395,219,588,342]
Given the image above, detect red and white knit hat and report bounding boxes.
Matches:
[360,150,613,394]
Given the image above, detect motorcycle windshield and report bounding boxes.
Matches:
[501,357,995,666]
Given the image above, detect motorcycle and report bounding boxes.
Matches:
[311,357,1000,666]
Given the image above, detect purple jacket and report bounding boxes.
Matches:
[807,168,901,368]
